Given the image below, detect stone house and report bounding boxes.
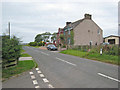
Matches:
[62,14,103,46]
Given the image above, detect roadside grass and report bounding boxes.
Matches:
[60,49,119,65]
[21,48,25,53]
[2,60,35,79]
[2,47,38,80]
[21,53,31,57]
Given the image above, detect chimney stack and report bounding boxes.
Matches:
[66,22,71,26]
[84,14,92,19]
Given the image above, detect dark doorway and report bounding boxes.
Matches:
[108,39,115,44]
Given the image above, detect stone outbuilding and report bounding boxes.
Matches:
[104,35,120,45]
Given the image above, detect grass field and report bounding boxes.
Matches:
[60,49,119,65]
[2,60,35,79]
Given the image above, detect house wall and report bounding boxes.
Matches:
[74,19,103,46]
[105,37,119,44]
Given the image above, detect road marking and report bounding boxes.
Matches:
[40,74,45,77]
[33,80,38,85]
[98,73,120,82]
[31,75,36,79]
[36,68,39,71]
[56,57,76,66]
[35,86,40,88]
[48,84,54,88]
[29,72,34,75]
[43,78,49,83]
[37,70,42,74]
[41,51,49,56]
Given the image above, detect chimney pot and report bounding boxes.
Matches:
[84,14,92,19]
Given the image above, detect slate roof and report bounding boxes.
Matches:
[104,35,120,38]
[64,19,84,30]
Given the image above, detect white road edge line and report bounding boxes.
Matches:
[43,78,49,83]
[40,74,45,77]
[56,57,76,66]
[48,84,54,88]
[98,73,120,82]
[31,75,36,79]
[37,70,42,74]
[35,86,40,88]
[33,80,38,85]
[36,68,39,71]
[29,72,34,75]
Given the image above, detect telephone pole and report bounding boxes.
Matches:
[8,22,10,38]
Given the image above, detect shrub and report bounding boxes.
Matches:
[29,42,37,46]
[2,35,21,68]
[37,41,45,46]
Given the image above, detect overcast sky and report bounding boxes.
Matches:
[1,0,119,43]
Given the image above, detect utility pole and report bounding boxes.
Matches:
[8,22,10,38]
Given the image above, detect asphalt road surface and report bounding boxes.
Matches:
[3,46,119,88]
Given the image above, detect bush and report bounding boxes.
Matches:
[62,45,66,48]
[37,42,42,46]
[29,42,37,46]
[103,45,119,56]
[2,35,21,68]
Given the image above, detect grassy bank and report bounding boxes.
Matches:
[60,49,119,65]
[2,60,35,79]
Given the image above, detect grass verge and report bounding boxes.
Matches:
[60,49,119,65]
[21,53,31,57]
[2,60,35,79]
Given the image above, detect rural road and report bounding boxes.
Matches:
[2,46,119,88]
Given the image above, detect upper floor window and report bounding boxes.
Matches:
[98,29,100,34]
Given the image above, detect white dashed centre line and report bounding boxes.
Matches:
[43,78,49,83]
[40,74,45,77]
[41,52,49,56]
[98,73,120,82]
[56,57,76,66]
[33,80,38,85]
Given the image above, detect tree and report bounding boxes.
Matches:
[51,33,57,42]
[42,32,51,35]
[35,34,43,43]
[29,42,37,46]
[35,32,51,43]
[43,35,49,42]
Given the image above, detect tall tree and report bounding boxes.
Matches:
[51,33,57,42]
[35,34,43,42]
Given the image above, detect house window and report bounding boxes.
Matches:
[68,39,70,44]
[98,29,100,34]
[68,30,71,35]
